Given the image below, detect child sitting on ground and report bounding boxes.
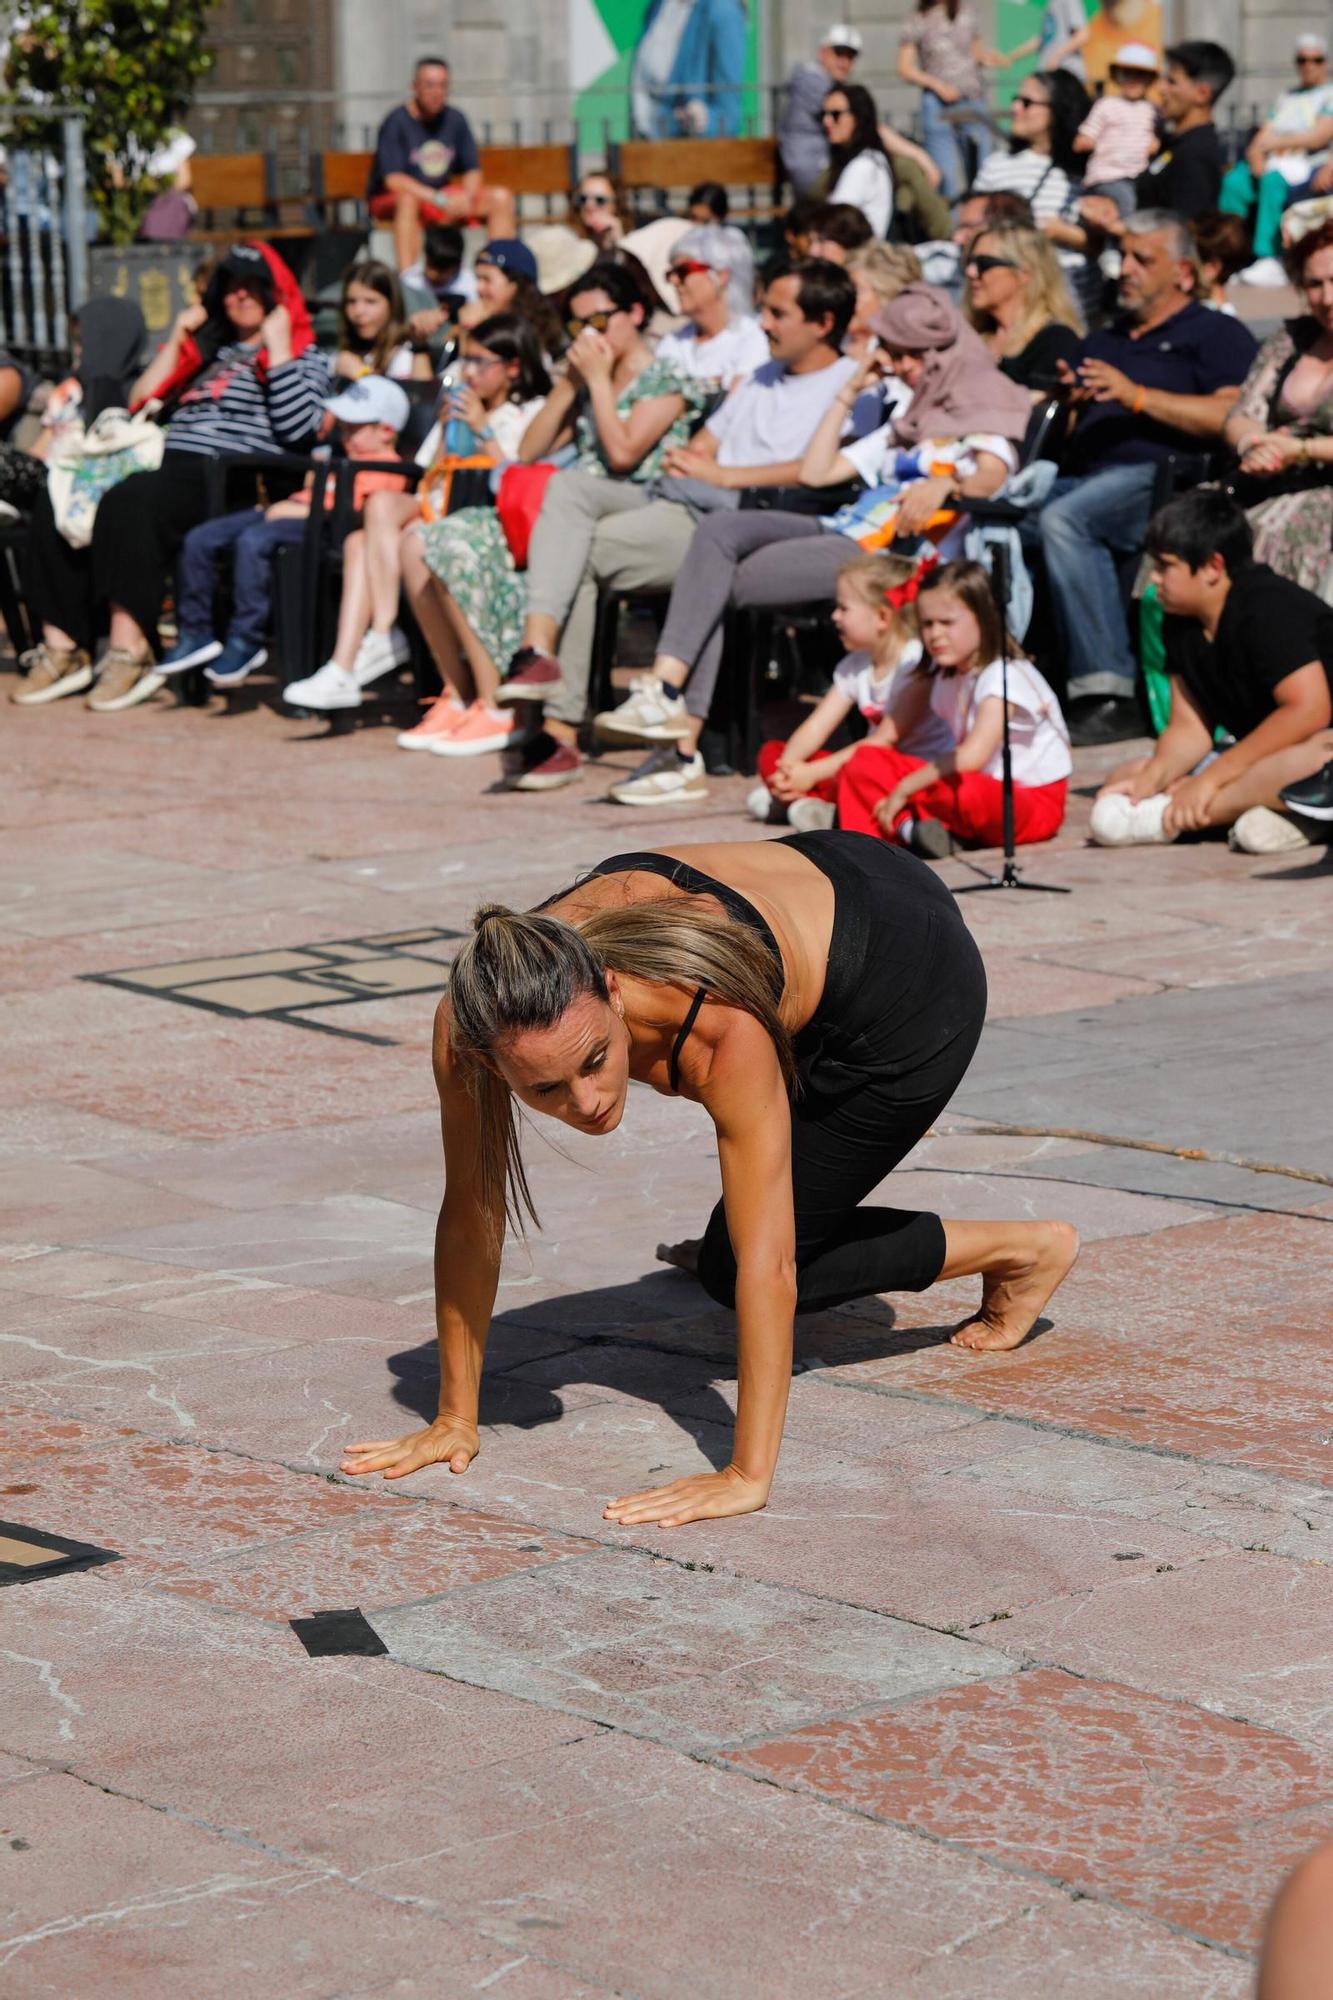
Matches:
[746,550,955,831]
[1089,489,1333,854]
[837,556,1071,856]
[1073,43,1161,216]
[158,375,410,689]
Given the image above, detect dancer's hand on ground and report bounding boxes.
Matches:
[603,1465,769,1529]
[340,1414,479,1481]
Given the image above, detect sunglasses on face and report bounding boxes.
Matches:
[1012,91,1047,109]
[822,109,851,124]
[566,308,618,335]
[668,259,714,283]
[1297,53,1327,65]
[966,253,1020,276]
[578,191,614,206]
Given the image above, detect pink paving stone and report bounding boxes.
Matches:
[722,1666,1333,1949]
[892,1896,1253,1998]
[0,1776,611,2000]
[157,1503,600,1618]
[994,1551,1333,1749]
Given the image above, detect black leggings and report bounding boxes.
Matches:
[25,451,214,653]
[696,832,987,1314]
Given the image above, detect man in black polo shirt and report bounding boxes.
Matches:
[1089,490,1333,853]
[1035,208,1255,744]
[367,57,516,274]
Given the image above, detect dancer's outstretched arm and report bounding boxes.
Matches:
[604,1015,797,1529]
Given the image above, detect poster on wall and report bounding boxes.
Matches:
[569,0,764,148]
[995,0,1164,96]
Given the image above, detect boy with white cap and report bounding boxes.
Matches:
[1074,43,1161,215]
[1220,34,1333,284]
[162,374,410,693]
[779,24,864,195]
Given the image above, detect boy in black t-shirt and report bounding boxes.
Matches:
[1090,490,1333,853]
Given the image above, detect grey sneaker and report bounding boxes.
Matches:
[609,743,708,806]
[786,796,836,833]
[86,649,165,712]
[11,642,93,705]
[595,674,690,742]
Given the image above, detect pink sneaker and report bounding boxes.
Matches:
[429,701,517,758]
[396,692,467,750]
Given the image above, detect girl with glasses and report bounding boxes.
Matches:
[961,221,1082,390]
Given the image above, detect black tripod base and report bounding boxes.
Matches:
[954,860,1071,895]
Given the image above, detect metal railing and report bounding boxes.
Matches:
[0,108,88,353]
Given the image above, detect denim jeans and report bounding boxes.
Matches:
[1034,461,1159,702]
[178,508,306,650]
[919,91,993,205]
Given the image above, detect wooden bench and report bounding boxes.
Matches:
[313,142,576,224]
[188,152,316,243]
[609,136,781,223]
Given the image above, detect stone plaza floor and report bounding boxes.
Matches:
[1,667,1330,1998]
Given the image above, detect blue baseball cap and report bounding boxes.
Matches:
[476,237,538,285]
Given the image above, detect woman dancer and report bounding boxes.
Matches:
[342,833,1078,1527]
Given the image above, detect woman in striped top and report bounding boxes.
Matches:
[17,241,332,714]
[972,70,1102,321]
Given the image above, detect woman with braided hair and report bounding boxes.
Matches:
[342,833,1078,1528]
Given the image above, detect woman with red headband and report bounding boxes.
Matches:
[342,828,1078,1527]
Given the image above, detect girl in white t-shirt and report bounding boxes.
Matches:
[838,557,1071,856]
[746,551,957,830]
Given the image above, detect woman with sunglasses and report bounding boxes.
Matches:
[413,260,704,790]
[970,68,1098,319]
[569,171,630,252]
[654,223,768,391]
[962,221,1082,391]
[820,83,895,238]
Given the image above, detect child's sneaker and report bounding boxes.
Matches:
[1228,806,1312,854]
[159,631,222,675]
[429,701,517,757]
[204,638,267,688]
[352,627,411,686]
[396,691,467,750]
[285,661,362,711]
[1088,791,1175,846]
[746,782,778,823]
[786,797,836,833]
[902,813,957,858]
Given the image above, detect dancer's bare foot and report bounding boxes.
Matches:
[656,1237,701,1275]
[951,1221,1080,1353]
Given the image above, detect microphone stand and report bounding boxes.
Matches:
[954,540,1070,896]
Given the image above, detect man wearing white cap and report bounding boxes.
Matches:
[779,24,864,194]
[1221,34,1333,284]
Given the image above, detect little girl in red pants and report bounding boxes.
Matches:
[838,557,1071,858]
[748,550,956,831]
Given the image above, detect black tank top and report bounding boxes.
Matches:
[583,850,784,1092]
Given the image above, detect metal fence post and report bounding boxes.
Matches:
[61,113,89,312]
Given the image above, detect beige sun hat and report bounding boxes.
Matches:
[526,224,598,297]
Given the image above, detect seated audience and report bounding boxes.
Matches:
[402,224,478,355]
[1090,490,1333,853]
[285,317,550,720]
[368,57,515,274]
[845,240,925,365]
[1192,210,1251,309]
[158,375,410,694]
[569,169,630,253]
[779,23,864,196]
[14,242,328,713]
[489,259,862,795]
[821,82,898,239]
[458,239,566,356]
[1031,208,1256,745]
[748,549,956,828]
[403,260,706,784]
[806,202,875,262]
[655,225,769,389]
[782,195,828,261]
[1072,42,1160,215]
[972,68,1099,319]
[920,187,1037,296]
[1221,215,1333,597]
[1089,41,1234,228]
[687,180,730,224]
[334,260,427,382]
[837,556,1071,854]
[593,280,1031,806]
[1221,35,1333,285]
[962,220,1083,388]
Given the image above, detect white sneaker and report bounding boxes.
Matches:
[285,661,362,711]
[1228,806,1312,854]
[1239,256,1289,287]
[352,627,412,687]
[1088,791,1175,846]
[595,674,690,742]
[609,744,708,805]
[746,782,776,823]
[786,796,836,833]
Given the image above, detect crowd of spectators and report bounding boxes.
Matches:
[6,27,1333,856]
